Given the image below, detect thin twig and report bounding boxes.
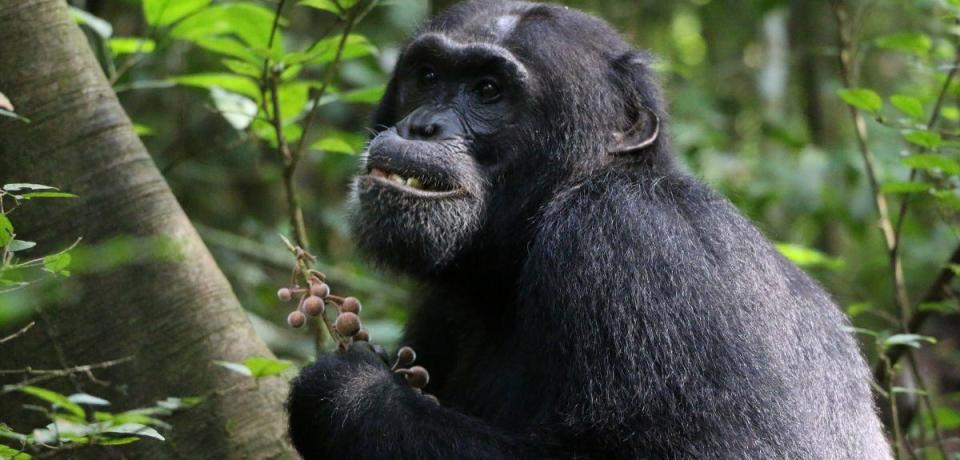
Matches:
[891,30,960,254]
[0,356,133,394]
[0,321,35,345]
[831,0,911,326]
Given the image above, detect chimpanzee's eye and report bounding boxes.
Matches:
[418,67,439,86]
[475,79,501,103]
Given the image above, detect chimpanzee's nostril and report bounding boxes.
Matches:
[412,123,439,139]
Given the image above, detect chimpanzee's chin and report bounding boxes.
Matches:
[347,182,483,275]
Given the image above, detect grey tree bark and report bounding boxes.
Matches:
[0,1,295,458]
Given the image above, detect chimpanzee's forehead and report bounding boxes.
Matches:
[420,2,559,46]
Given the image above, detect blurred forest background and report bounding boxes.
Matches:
[2,0,960,458]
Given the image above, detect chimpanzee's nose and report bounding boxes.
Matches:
[397,106,462,141]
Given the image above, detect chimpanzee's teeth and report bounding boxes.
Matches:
[368,167,436,191]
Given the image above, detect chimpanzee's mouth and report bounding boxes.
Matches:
[362,166,464,198]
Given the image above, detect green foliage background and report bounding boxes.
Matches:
[5,0,960,457]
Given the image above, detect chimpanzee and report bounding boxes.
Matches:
[287,1,892,458]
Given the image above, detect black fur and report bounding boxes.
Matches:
[288,1,891,458]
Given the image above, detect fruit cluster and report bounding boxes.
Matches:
[278,271,434,398]
[278,272,369,342]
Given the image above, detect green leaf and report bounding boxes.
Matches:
[70,7,113,38]
[875,32,932,56]
[891,386,929,395]
[7,240,36,252]
[339,85,386,104]
[0,445,31,459]
[881,181,931,194]
[214,360,253,377]
[846,302,871,317]
[900,154,957,174]
[21,192,77,199]
[934,190,960,210]
[298,0,354,15]
[837,88,883,113]
[43,252,72,275]
[97,437,141,446]
[18,386,85,417]
[889,95,924,121]
[108,38,156,56]
[942,106,960,122]
[289,34,377,66]
[132,123,154,136]
[68,393,110,406]
[883,333,937,350]
[221,59,263,78]
[210,88,258,130]
[243,356,293,378]
[902,131,942,149]
[192,37,260,63]
[3,183,56,192]
[143,0,210,26]
[774,243,843,270]
[170,74,261,101]
[106,423,165,441]
[311,136,356,154]
[0,214,13,247]
[918,301,959,314]
[169,4,282,49]
[0,109,30,123]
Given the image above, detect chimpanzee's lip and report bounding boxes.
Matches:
[361,166,465,198]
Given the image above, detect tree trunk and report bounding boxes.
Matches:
[0,1,295,458]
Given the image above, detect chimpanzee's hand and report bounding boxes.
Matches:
[286,342,403,457]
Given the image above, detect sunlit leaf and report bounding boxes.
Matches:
[774,243,843,270]
[143,0,210,26]
[900,154,956,173]
[192,37,261,63]
[875,32,932,56]
[837,88,882,113]
[0,445,31,459]
[846,302,871,317]
[298,0,357,15]
[19,386,85,418]
[243,356,293,378]
[883,333,936,349]
[108,38,156,56]
[902,131,942,149]
[43,252,72,275]
[311,136,356,154]
[170,74,261,101]
[881,180,931,194]
[7,240,36,252]
[169,4,282,49]
[68,393,110,406]
[106,423,165,440]
[221,59,263,78]
[0,214,13,247]
[214,360,253,376]
[132,123,154,136]
[889,94,924,121]
[97,437,141,446]
[210,87,258,130]
[3,183,56,192]
[288,34,377,66]
[918,301,959,314]
[21,192,77,199]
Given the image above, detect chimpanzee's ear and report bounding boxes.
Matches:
[370,73,401,136]
[607,51,663,155]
